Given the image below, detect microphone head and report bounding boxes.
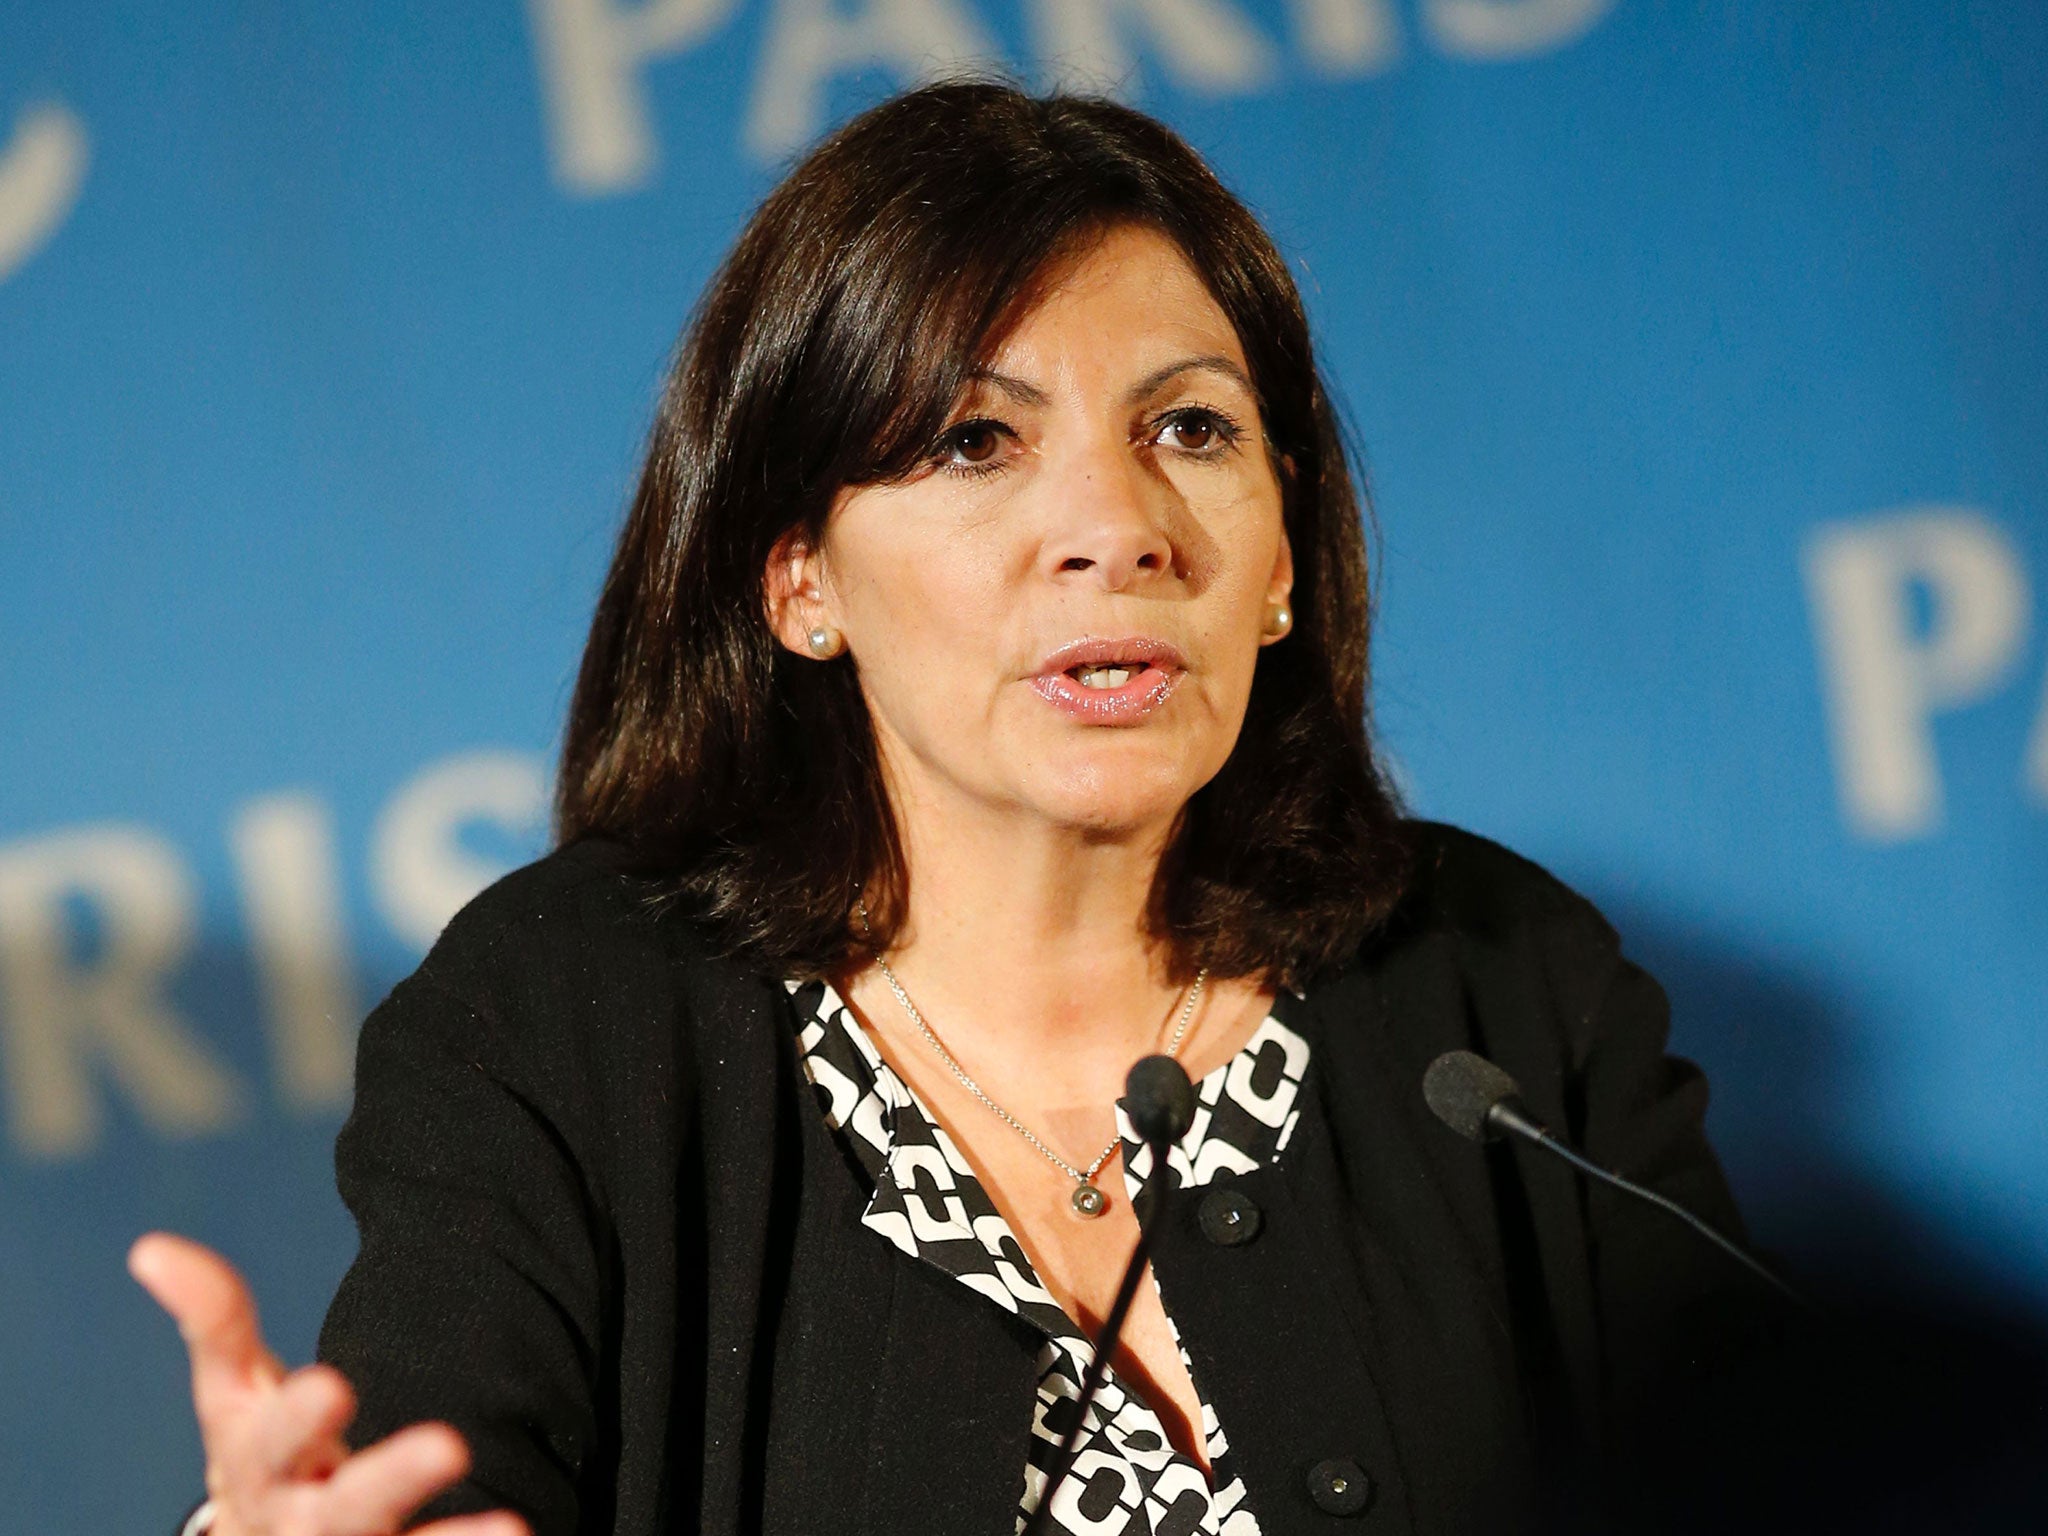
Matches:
[1422,1050,1522,1142]
[1124,1054,1197,1146]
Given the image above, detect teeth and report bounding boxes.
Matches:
[1076,666,1133,689]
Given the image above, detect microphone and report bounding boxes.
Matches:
[1422,1050,1813,1313]
[1125,1053,1198,1147]
[1021,1053,1197,1536]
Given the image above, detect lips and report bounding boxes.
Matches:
[1037,636,1188,676]
[1030,636,1186,725]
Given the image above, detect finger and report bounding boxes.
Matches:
[244,1363,356,1481]
[318,1421,472,1536]
[411,1514,531,1536]
[129,1233,287,1423]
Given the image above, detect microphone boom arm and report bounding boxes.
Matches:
[1020,1172,1165,1536]
[1485,1097,1818,1317]
[1020,1054,1197,1536]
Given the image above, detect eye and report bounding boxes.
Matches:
[1153,405,1244,457]
[933,418,1013,477]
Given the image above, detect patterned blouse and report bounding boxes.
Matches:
[785,978,1313,1536]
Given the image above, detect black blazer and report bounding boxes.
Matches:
[317,821,1759,1536]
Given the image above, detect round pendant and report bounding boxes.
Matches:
[1069,1182,1109,1219]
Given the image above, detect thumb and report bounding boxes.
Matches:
[130,1232,288,1428]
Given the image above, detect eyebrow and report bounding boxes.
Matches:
[1124,354,1256,404]
[962,353,1256,411]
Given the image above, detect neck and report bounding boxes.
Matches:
[866,786,1187,1082]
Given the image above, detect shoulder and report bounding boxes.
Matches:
[1388,819,1618,952]
[1342,819,1635,1065]
[408,834,767,1018]
[367,836,778,1098]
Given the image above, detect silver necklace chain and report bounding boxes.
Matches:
[857,902,1207,1200]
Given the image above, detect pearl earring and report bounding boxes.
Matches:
[1264,602,1293,640]
[806,625,844,658]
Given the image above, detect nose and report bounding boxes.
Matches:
[1043,440,1174,591]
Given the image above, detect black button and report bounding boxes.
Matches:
[1197,1187,1262,1246]
[1307,1457,1372,1516]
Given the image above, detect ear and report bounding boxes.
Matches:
[1269,517,1294,601]
[763,526,835,657]
[1260,521,1295,646]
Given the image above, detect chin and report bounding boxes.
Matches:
[1032,756,1208,837]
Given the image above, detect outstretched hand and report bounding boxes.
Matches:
[129,1233,529,1536]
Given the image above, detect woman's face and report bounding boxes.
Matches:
[771,223,1292,843]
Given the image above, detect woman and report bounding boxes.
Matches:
[132,80,1751,1536]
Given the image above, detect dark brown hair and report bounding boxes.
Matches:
[556,79,1410,988]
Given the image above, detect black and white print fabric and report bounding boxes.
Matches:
[786,979,1312,1536]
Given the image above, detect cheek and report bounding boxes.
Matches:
[1167,451,1283,562]
[1187,489,1285,634]
[840,529,1018,737]
[1186,509,1284,736]
[862,561,979,647]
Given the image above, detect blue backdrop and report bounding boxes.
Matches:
[3,3,2043,1529]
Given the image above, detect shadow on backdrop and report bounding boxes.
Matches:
[1600,899,2048,1531]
